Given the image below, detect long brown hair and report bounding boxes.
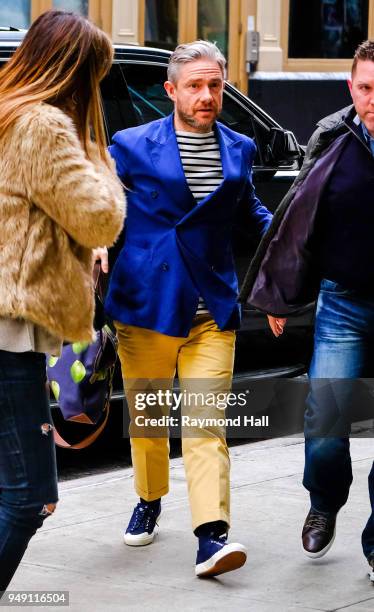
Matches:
[0,10,113,163]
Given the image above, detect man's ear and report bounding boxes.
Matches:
[347,78,353,98]
[164,81,176,102]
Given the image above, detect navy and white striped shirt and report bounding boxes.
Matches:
[176,129,224,201]
[176,129,224,314]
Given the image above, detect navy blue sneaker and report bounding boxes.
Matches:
[195,533,247,577]
[124,500,161,546]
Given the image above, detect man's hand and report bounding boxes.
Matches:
[267,315,287,337]
[93,247,109,273]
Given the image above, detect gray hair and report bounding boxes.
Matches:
[167,40,227,83]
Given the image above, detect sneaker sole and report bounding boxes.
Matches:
[196,543,247,578]
[124,514,161,547]
[368,567,374,583]
[303,528,336,559]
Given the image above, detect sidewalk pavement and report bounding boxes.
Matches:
[7,436,374,612]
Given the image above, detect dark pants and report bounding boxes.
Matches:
[303,279,374,560]
[0,350,58,591]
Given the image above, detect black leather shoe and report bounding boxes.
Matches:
[302,508,336,558]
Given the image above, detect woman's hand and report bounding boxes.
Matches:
[93,247,109,273]
[267,315,287,337]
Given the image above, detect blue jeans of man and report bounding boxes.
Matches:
[304,279,374,561]
[0,351,58,591]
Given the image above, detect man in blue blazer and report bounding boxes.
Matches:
[106,40,275,578]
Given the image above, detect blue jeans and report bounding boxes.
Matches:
[0,351,58,591]
[303,279,374,560]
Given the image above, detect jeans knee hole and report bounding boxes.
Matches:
[41,423,53,436]
[39,502,57,517]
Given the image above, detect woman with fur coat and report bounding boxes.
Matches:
[0,10,125,590]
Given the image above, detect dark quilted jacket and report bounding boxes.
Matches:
[238,104,371,316]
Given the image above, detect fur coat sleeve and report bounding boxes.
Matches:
[17,103,126,248]
[0,102,126,342]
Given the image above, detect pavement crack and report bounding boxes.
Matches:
[351,456,374,464]
[38,511,127,533]
[329,595,374,611]
[232,472,301,489]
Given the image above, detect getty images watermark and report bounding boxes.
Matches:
[122,378,374,439]
[133,389,269,429]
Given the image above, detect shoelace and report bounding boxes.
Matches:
[305,512,332,533]
[131,504,158,530]
[208,532,228,545]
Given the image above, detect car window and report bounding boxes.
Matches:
[120,63,173,124]
[100,63,139,141]
[220,93,255,139]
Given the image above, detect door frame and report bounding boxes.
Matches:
[281,0,374,72]
[30,0,112,35]
[138,0,244,88]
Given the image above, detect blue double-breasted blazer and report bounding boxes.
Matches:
[105,113,272,337]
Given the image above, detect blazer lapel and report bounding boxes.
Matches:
[146,116,244,219]
[146,114,195,212]
[215,122,243,185]
[192,122,243,210]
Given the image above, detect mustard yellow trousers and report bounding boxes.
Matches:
[115,316,235,530]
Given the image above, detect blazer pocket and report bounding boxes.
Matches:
[112,244,153,293]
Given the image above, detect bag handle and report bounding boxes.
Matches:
[53,403,110,450]
[93,262,108,304]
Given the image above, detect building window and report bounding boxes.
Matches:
[197,0,229,58]
[289,0,369,59]
[53,0,89,16]
[0,0,31,29]
[145,0,178,50]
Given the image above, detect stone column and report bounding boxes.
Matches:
[112,0,142,45]
[256,0,283,71]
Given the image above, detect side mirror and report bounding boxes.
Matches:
[266,127,301,165]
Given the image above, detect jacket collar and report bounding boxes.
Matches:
[146,113,243,211]
[316,104,372,155]
[317,104,355,132]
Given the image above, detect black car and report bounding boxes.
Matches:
[0,31,314,438]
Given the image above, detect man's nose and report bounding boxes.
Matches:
[199,85,213,102]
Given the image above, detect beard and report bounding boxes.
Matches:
[176,106,218,132]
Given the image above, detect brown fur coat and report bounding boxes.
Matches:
[0,102,126,342]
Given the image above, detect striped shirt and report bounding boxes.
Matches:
[176,129,223,314]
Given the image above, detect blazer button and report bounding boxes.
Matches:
[151,190,159,199]
[162,262,169,271]
[211,265,216,272]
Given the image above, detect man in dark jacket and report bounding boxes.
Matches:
[240,40,374,580]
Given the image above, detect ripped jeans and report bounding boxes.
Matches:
[0,350,58,591]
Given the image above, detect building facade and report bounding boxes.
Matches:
[2,0,374,141]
